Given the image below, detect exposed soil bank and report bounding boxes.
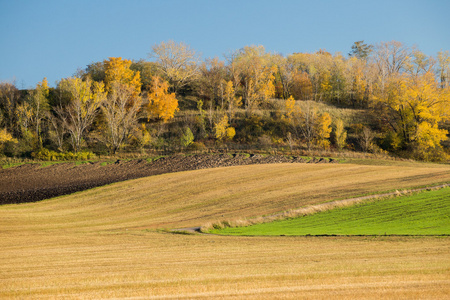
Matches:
[0,154,336,204]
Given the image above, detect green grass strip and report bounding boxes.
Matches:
[211,188,450,236]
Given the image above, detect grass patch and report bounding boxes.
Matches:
[211,188,450,236]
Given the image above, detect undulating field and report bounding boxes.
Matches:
[210,187,450,236]
[1,162,450,298]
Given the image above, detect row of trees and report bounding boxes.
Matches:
[0,40,449,161]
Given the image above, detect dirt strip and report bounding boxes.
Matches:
[0,154,335,205]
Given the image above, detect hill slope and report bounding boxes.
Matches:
[1,162,449,299]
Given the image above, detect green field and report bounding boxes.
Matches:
[211,188,450,236]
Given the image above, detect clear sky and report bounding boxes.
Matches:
[1,0,449,88]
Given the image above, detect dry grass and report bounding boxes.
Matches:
[1,162,450,298]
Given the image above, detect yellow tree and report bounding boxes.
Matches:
[29,78,50,146]
[373,71,449,160]
[284,100,331,150]
[104,57,141,99]
[231,46,277,112]
[147,76,179,122]
[56,78,107,152]
[0,128,17,151]
[314,112,332,149]
[224,80,242,121]
[334,119,347,150]
[214,114,235,142]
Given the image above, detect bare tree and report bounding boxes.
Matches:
[373,41,410,89]
[47,111,66,152]
[150,40,201,94]
[359,126,376,152]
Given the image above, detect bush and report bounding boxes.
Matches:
[188,141,206,152]
[32,148,96,161]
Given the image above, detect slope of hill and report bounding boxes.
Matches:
[1,162,449,299]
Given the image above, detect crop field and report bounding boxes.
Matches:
[210,187,450,236]
[1,162,450,298]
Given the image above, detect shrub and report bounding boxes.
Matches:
[32,148,96,161]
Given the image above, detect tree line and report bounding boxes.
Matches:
[0,40,449,161]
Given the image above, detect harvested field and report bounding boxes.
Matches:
[0,154,326,204]
[1,160,449,298]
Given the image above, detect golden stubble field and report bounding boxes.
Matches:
[1,162,450,299]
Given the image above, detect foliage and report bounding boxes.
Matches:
[103,57,141,98]
[147,76,179,122]
[101,82,142,154]
[180,127,194,148]
[214,115,235,141]
[32,148,95,161]
[1,41,449,161]
[56,77,107,152]
[0,128,17,153]
[334,119,347,150]
[372,71,449,160]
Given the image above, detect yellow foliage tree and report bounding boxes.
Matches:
[104,57,141,98]
[373,71,449,160]
[284,95,296,122]
[0,128,17,151]
[314,112,332,149]
[334,119,347,150]
[214,115,235,141]
[224,80,242,121]
[56,77,107,152]
[147,76,179,122]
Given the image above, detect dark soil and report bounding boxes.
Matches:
[0,154,336,205]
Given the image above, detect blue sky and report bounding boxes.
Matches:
[1,0,449,88]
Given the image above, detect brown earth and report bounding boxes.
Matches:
[0,154,336,205]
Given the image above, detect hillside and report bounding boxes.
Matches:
[1,162,449,298]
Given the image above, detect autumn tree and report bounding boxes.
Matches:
[103,57,141,98]
[231,46,277,112]
[315,112,332,149]
[0,128,17,152]
[0,82,21,134]
[150,40,201,94]
[224,80,242,122]
[196,57,227,114]
[284,99,332,150]
[101,82,142,154]
[372,71,449,160]
[56,77,107,152]
[147,76,179,122]
[27,78,50,147]
[436,50,450,88]
[373,40,410,91]
[334,119,347,150]
[405,50,435,76]
[214,114,235,142]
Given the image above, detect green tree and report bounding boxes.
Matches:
[349,41,373,60]
[180,127,194,148]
